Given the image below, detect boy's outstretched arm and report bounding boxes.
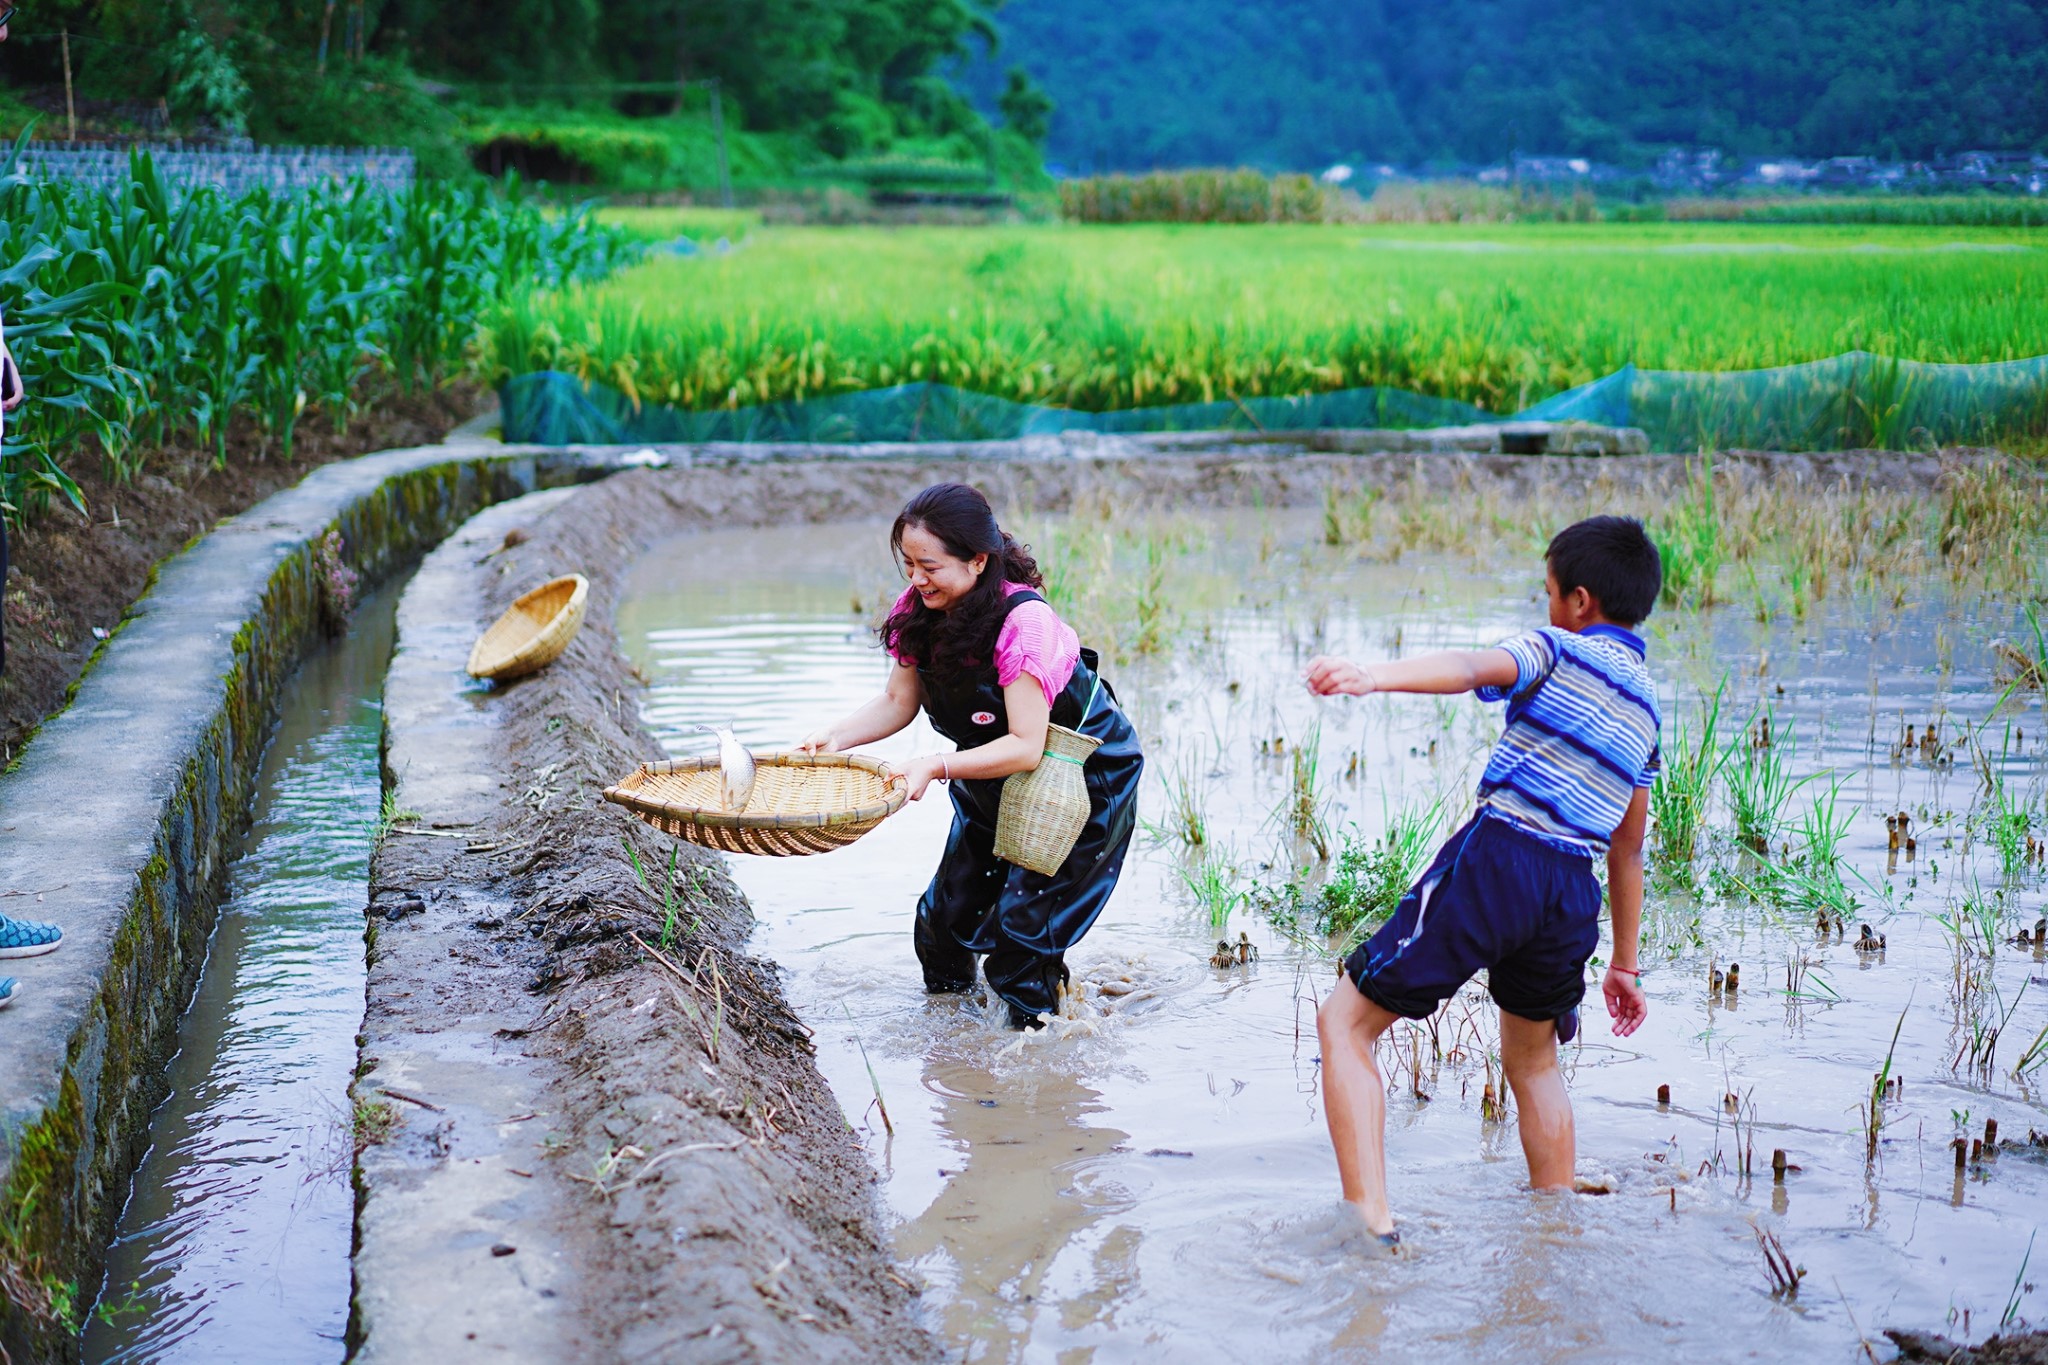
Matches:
[1603,786,1650,1037]
[1305,649,1520,697]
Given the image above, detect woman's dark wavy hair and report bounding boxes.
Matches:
[880,483,1043,685]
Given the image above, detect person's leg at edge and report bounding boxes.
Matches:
[983,938,1066,1029]
[1499,1006,1575,1189]
[1317,973,1403,1236]
[914,794,1003,994]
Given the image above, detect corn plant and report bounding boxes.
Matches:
[0,137,632,525]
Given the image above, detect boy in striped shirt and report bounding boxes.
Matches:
[1304,515,1661,1248]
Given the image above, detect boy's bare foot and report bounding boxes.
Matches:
[1337,1200,1400,1248]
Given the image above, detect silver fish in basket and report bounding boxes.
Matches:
[697,723,757,813]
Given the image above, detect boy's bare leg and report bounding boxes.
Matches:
[1499,1007,1575,1189]
[1317,976,1402,1234]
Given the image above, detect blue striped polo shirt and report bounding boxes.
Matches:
[1472,623,1661,856]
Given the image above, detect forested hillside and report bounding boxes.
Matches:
[953,0,2048,172]
[0,0,1032,179]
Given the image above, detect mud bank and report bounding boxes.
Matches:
[1890,1330,2048,1364]
[564,442,2008,512]
[356,443,2010,1358]
[360,485,934,1362]
[0,440,625,1363]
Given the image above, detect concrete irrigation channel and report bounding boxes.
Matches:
[0,415,1993,1361]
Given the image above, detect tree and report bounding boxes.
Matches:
[998,65,1051,144]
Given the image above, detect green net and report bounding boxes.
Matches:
[497,376,1491,446]
[1523,353,2048,451]
[502,350,2048,452]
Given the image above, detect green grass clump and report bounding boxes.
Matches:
[485,220,2048,420]
[1262,796,1449,949]
[1180,855,1247,930]
[1654,459,1723,609]
[1725,715,1809,854]
[1651,683,1728,869]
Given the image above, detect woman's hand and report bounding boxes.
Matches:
[1304,656,1375,697]
[900,754,948,801]
[798,728,841,755]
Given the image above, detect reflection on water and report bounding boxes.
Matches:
[895,1020,1132,1359]
[84,584,401,1364]
[621,517,2048,1361]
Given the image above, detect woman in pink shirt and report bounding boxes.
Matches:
[802,483,1143,1029]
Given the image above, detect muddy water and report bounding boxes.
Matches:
[620,516,2048,1361]
[83,583,401,1363]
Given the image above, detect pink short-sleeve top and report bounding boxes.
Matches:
[889,582,1080,706]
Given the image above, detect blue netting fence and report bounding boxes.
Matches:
[502,350,2048,452]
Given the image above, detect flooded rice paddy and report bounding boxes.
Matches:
[83,583,402,1363]
[620,506,2048,1362]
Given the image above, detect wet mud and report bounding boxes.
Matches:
[1890,1330,2048,1364]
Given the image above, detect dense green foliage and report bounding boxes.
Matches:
[485,216,2048,416]
[952,0,2048,171]
[2,0,1023,180]
[1661,196,2048,227]
[1062,170,1324,223]
[0,147,631,524]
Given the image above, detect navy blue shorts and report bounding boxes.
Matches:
[1342,810,1600,1022]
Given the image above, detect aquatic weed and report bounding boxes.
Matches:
[1652,458,1721,610]
[1283,723,1332,861]
[1725,712,1809,854]
[1651,682,1728,869]
[1144,752,1210,849]
[1180,854,1248,931]
[1865,1000,1910,1163]
[1281,794,1449,948]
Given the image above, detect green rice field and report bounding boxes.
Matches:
[483,216,2048,415]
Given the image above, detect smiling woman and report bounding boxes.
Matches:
[800,483,1144,1028]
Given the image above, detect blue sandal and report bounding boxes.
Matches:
[0,916,63,959]
[0,978,17,1008]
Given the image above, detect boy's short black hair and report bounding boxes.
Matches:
[1546,516,1661,626]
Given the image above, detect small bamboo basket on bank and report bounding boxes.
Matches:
[993,724,1101,876]
[468,574,588,681]
[603,752,906,856]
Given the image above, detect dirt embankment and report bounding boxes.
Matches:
[0,384,484,763]
[362,468,951,1360]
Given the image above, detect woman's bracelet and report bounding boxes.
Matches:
[940,755,950,781]
[1609,964,1642,979]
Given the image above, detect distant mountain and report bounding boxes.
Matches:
[951,0,2048,172]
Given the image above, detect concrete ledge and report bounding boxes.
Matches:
[0,440,627,1360]
[350,488,587,1362]
[540,418,1649,467]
